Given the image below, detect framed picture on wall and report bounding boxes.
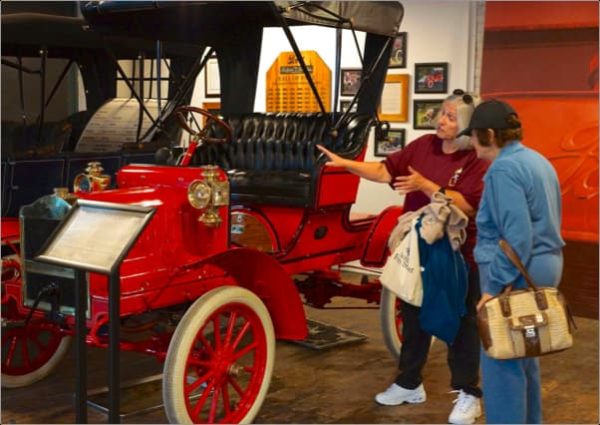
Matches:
[413,99,444,129]
[201,101,221,126]
[375,129,406,157]
[414,62,448,94]
[389,32,407,68]
[378,74,409,122]
[341,68,362,96]
[205,56,221,97]
[340,99,357,113]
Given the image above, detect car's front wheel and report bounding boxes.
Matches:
[163,286,275,424]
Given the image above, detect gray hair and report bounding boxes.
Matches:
[436,90,481,150]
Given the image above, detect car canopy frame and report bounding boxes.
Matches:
[2,12,207,146]
[81,1,404,130]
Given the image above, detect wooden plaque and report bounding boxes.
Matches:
[266,51,331,113]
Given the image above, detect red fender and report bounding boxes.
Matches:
[1,217,20,242]
[360,206,404,268]
[207,247,308,341]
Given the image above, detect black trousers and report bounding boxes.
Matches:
[394,268,482,398]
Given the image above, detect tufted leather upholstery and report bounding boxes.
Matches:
[192,113,373,207]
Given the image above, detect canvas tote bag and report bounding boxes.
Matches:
[477,240,575,359]
[380,218,423,306]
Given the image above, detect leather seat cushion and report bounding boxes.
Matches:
[193,113,372,207]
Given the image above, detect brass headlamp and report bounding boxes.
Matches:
[73,161,110,193]
[186,165,229,227]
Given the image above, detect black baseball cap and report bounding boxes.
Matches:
[458,99,520,137]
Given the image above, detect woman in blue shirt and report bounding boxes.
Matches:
[460,100,565,424]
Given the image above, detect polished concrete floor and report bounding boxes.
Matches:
[2,284,598,424]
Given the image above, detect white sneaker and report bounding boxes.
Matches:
[374,383,426,406]
[448,390,482,424]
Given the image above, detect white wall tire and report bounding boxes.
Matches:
[380,287,404,359]
[380,287,435,360]
[163,286,275,424]
[1,322,71,388]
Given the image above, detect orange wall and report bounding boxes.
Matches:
[481,0,599,243]
[481,1,599,317]
[485,1,598,31]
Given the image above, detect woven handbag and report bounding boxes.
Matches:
[477,240,575,360]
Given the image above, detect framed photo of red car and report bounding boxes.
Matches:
[375,129,405,157]
[389,32,407,69]
[413,99,444,130]
[378,74,409,122]
[414,62,448,94]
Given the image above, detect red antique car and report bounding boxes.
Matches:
[1,2,406,423]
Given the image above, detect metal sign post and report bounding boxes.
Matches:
[36,200,156,424]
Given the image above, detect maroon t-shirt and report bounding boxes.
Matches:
[383,134,490,266]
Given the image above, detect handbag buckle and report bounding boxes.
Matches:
[524,326,536,339]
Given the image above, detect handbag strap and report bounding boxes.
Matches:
[499,240,539,291]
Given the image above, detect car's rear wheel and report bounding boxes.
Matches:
[163,286,275,424]
[1,320,71,388]
[380,287,404,359]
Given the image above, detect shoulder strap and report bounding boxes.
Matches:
[498,240,539,291]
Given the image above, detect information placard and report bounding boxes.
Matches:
[36,200,155,274]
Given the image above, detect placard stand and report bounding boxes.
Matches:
[36,200,156,424]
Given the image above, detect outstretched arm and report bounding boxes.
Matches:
[317,145,392,183]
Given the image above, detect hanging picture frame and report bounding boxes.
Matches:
[375,129,406,157]
[414,62,448,94]
[205,56,221,98]
[340,68,362,96]
[378,74,409,122]
[339,99,357,113]
[413,99,444,129]
[389,32,407,69]
[201,101,221,126]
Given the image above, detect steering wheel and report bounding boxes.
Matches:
[174,105,232,145]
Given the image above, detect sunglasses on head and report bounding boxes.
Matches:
[452,89,473,105]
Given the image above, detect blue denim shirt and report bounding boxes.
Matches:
[474,141,565,294]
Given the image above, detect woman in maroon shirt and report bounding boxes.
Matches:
[318,90,489,425]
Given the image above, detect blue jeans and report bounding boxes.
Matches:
[478,252,562,424]
[480,352,542,424]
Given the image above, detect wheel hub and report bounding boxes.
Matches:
[213,349,235,381]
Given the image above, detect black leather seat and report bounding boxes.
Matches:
[192,113,373,207]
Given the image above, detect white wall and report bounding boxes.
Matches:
[189,26,366,112]
[188,0,474,214]
[354,0,473,214]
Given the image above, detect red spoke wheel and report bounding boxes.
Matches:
[1,258,21,284]
[1,320,71,388]
[163,286,275,424]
